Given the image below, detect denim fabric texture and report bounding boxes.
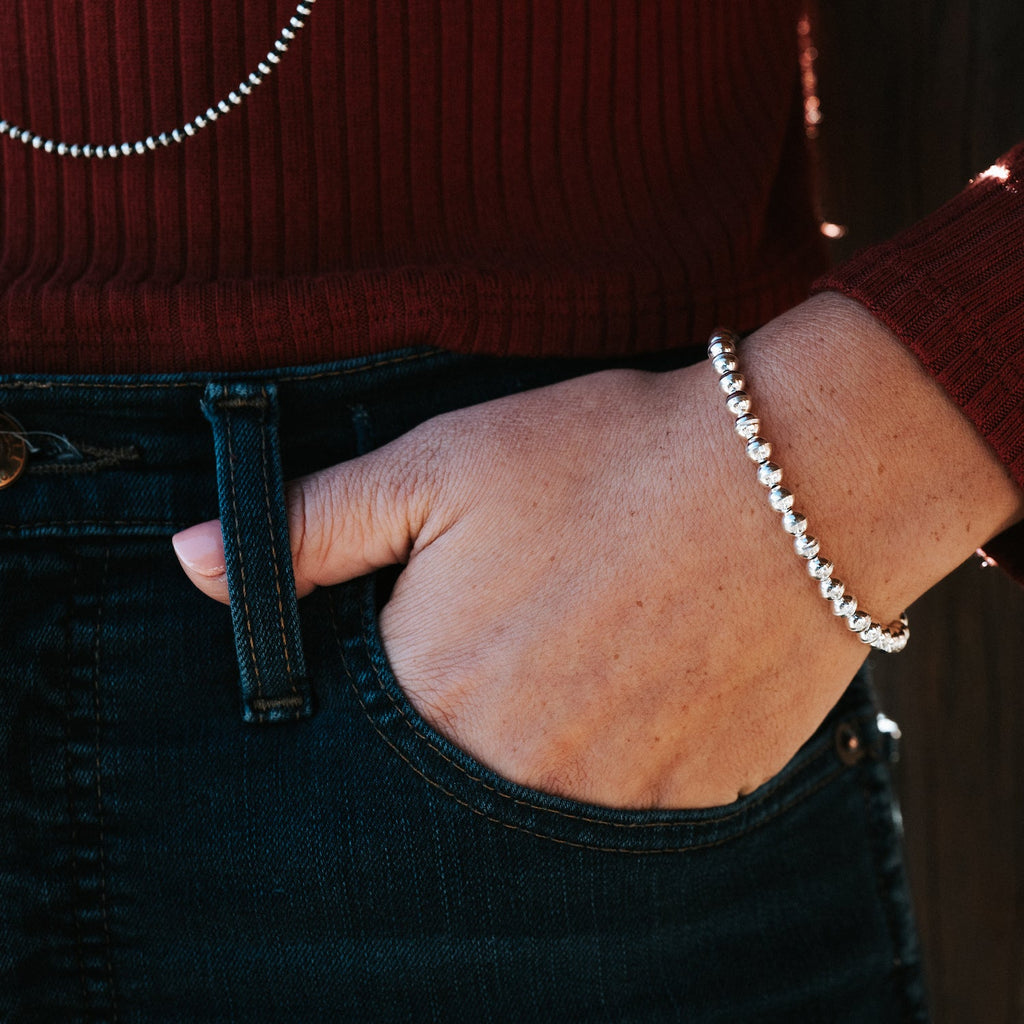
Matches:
[0,349,928,1022]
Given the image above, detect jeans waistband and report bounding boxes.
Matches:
[0,346,692,725]
[0,347,643,538]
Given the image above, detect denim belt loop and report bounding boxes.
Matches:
[201,381,313,724]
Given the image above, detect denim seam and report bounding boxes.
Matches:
[26,445,142,475]
[63,553,90,1013]
[258,390,300,708]
[90,545,120,1020]
[857,760,929,1022]
[330,590,847,852]
[225,407,264,713]
[0,350,439,391]
[0,519,190,529]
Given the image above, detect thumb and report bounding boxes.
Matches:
[172,441,434,603]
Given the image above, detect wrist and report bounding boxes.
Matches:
[735,292,1024,617]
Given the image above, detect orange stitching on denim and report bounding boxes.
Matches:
[210,396,267,411]
[327,590,845,853]
[0,350,439,392]
[224,402,263,710]
[250,695,305,711]
[259,387,299,710]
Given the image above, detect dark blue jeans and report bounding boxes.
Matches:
[0,349,928,1022]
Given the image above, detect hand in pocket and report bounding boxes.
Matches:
[174,296,1023,808]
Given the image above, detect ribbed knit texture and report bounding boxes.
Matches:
[816,143,1024,578]
[0,0,824,374]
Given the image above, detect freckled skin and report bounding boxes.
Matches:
[176,292,1024,810]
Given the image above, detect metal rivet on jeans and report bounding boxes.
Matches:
[835,721,866,766]
[0,411,27,489]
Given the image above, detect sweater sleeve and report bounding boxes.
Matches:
[812,142,1024,581]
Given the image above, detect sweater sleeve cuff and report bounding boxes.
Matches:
[812,142,1024,582]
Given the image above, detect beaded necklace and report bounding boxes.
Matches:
[0,0,317,159]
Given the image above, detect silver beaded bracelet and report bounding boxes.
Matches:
[707,328,909,654]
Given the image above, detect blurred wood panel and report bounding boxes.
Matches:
[815,5,1024,1022]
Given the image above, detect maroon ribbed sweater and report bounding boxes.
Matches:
[0,0,823,371]
[0,1,1021,564]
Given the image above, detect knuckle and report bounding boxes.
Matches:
[287,471,340,582]
[387,423,456,538]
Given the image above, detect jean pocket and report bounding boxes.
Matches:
[329,571,878,854]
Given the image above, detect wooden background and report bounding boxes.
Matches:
[815,5,1024,1021]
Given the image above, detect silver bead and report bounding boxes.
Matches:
[19,130,31,143]
[44,140,54,153]
[768,486,794,512]
[192,116,206,130]
[31,135,43,149]
[145,137,157,151]
[259,60,273,74]
[887,629,909,653]
[171,129,184,143]
[745,436,772,463]
[206,107,219,122]
[275,39,289,53]
[56,142,67,155]
[846,609,871,632]
[806,555,833,580]
[725,391,752,417]
[734,414,760,439]
[158,133,171,146]
[718,371,746,396]
[833,593,857,617]
[757,462,782,487]
[121,142,133,155]
[794,533,820,558]
[712,351,739,376]
[291,16,306,29]
[218,100,231,115]
[708,328,738,352]
[229,91,243,105]
[282,27,296,40]
[859,623,882,645]
[182,124,196,138]
[820,577,845,601]
[874,628,895,653]
[249,72,263,86]
[69,144,81,157]
[0,121,7,132]
[782,510,807,535]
